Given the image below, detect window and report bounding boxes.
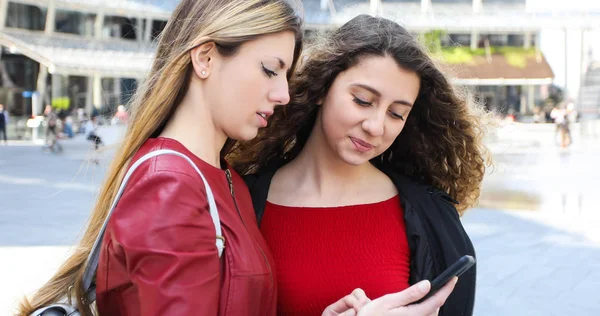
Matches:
[6,3,46,31]
[507,34,525,46]
[103,16,139,40]
[478,34,509,47]
[55,10,96,36]
[446,34,471,47]
[151,20,168,41]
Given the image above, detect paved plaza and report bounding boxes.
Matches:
[1,124,599,315]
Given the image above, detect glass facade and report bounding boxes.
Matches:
[55,9,95,36]
[103,16,140,40]
[151,20,168,41]
[5,2,45,31]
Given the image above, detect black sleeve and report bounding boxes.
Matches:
[423,194,477,316]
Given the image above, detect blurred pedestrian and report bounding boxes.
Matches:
[63,115,74,138]
[85,114,104,150]
[0,103,8,144]
[551,103,570,148]
[111,105,129,125]
[532,106,544,123]
[43,105,62,152]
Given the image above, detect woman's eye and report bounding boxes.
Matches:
[352,96,372,107]
[261,63,277,78]
[389,111,405,121]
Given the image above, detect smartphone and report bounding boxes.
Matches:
[412,255,476,304]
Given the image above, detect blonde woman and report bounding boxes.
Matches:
[18,0,302,315]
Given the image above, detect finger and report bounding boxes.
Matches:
[323,292,361,315]
[376,280,431,307]
[351,288,372,308]
[404,277,458,315]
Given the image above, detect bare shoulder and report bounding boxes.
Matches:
[361,166,398,199]
[267,163,300,203]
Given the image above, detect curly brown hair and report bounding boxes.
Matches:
[229,14,491,214]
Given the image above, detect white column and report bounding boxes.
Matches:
[93,75,102,110]
[95,11,104,39]
[562,28,584,100]
[136,17,143,43]
[519,86,526,115]
[0,0,9,30]
[32,66,46,142]
[472,0,482,13]
[421,0,431,13]
[114,78,122,106]
[534,31,542,63]
[527,85,535,114]
[371,0,380,15]
[320,0,328,10]
[45,0,56,35]
[564,29,568,94]
[471,30,478,50]
[51,74,64,101]
[524,32,531,49]
[578,29,587,105]
[144,18,153,43]
[85,76,93,114]
[36,65,48,115]
[484,37,492,63]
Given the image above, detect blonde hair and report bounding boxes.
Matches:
[17,0,302,315]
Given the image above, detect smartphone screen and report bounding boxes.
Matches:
[412,255,476,304]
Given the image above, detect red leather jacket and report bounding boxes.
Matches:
[96,138,276,316]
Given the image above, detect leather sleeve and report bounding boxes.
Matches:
[109,168,220,316]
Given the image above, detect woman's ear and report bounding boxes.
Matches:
[190,41,217,79]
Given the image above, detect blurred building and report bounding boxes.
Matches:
[305,0,600,115]
[0,0,173,119]
[0,0,598,123]
[580,62,600,116]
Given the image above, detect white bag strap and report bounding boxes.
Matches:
[81,149,224,304]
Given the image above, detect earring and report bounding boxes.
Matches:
[201,70,206,76]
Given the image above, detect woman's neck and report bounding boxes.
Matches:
[284,121,376,199]
[159,87,227,168]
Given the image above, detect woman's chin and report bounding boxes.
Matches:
[233,128,259,142]
[339,151,372,167]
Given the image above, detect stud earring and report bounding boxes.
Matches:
[201,70,206,76]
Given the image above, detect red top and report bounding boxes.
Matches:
[96,138,277,316]
[261,195,411,316]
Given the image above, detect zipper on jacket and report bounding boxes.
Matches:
[224,169,275,291]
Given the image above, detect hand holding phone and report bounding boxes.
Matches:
[336,278,456,316]
[412,255,476,305]
[322,255,475,316]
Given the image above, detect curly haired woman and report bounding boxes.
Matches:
[232,14,491,316]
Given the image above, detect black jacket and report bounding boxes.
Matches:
[244,166,476,316]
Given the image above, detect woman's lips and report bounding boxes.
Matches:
[350,137,374,153]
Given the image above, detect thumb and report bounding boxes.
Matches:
[378,280,431,307]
